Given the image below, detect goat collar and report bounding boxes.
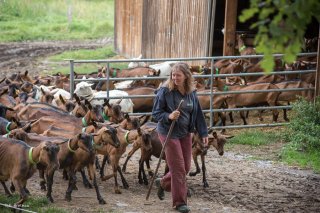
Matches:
[239,45,246,52]
[102,111,109,121]
[124,131,130,145]
[68,139,76,153]
[92,137,103,150]
[223,85,229,91]
[82,117,88,127]
[112,69,118,78]
[215,67,219,74]
[6,122,11,133]
[28,147,39,165]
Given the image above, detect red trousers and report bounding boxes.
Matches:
[158,133,192,207]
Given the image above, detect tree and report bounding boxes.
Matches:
[239,0,320,72]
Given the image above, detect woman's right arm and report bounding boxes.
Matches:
[152,88,171,123]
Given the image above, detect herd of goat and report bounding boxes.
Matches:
[0,35,317,207]
[0,67,230,207]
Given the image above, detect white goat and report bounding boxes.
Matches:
[128,54,147,69]
[91,90,134,113]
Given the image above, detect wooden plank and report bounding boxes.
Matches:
[223,0,238,56]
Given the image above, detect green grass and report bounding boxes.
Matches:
[0,194,67,213]
[281,144,320,173]
[227,129,281,146]
[0,0,114,42]
[44,45,129,75]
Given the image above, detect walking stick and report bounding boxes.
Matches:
[146,99,184,200]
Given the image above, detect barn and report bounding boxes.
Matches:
[114,0,319,59]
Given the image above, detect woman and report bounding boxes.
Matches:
[152,62,208,213]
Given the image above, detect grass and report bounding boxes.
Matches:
[0,0,114,42]
[44,45,129,75]
[281,145,320,173]
[0,194,67,213]
[225,128,320,173]
[227,129,281,147]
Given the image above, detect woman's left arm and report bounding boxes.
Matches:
[194,95,208,139]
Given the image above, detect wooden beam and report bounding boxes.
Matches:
[223,0,238,56]
[314,25,320,103]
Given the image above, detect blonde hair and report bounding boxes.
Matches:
[164,62,195,94]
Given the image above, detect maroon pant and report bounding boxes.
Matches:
[158,133,192,207]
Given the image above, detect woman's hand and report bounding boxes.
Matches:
[202,137,209,147]
[169,110,180,120]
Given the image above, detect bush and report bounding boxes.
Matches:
[287,97,320,151]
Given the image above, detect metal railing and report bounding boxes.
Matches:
[67,52,317,129]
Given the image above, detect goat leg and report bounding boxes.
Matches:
[80,168,93,189]
[201,155,209,188]
[95,156,101,170]
[88,164,106,204]
[12,178,27,206]
[189,155,200,176]
[39,169,46,191]
[240,111,248,125]
[65,170,76,202]
[138,159,143,184]
[99,155,109,178]
[117,166,129,189]
[142,160,149,185]
[1,181,12,197]
[10,181,15,192]
[145,159,154,177]
[113,165,121,194]
[122,144,140,173]
[46,170,55,203]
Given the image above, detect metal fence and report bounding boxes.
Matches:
[68,52,317,129]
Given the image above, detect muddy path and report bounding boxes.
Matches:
[0,38,113,77]
[16,143,320,213]
[0,41,319,212]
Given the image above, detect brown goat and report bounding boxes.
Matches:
[44,133,94,203]
[100,127,152,193]
[0,139,60,205]
[189,130,233,187]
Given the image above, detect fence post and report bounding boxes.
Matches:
[314,26,320,104]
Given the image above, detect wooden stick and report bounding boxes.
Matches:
[146,99,184,200]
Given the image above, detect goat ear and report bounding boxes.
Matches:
[22,122,32,132]
[0,88,8,97]
[92,120,98,128]
[85,100,92,110]
[0,77,6,84]
[137,127,142,136]
[116,97,123,105]
[43,145,50,151]
[24,70,29,76]
[212,131,218,138]
[124,113,130,120]
[41,87,45,95]
[59,94,66,104]
[222,134,234,139]
[77,133,82,140]
[73,93,81,104]
[103,98,111,107]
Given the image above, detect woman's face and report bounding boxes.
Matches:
[171,69,186,87]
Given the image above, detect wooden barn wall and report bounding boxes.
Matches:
[115,0,143,58]
[142,0,211,63]
[115,0,211,63]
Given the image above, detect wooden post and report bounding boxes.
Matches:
[223,0,238,56]
[314,25,320,104]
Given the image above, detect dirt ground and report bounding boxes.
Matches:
[1,40,320,213]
